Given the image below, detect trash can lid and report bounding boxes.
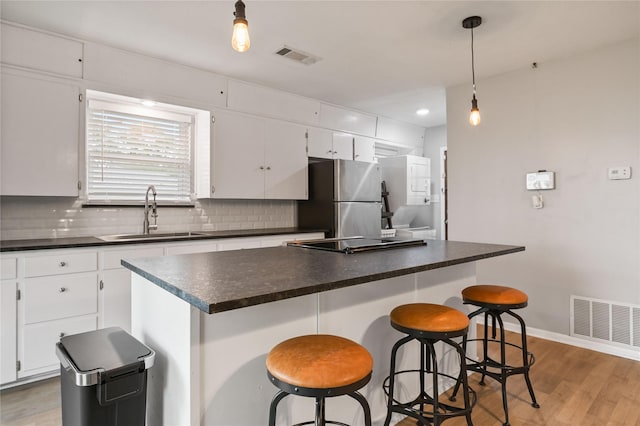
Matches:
[60,327,153,373]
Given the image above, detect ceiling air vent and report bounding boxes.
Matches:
[275,46,321,65]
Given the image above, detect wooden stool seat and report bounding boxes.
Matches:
[267,334,373,389]
[462,284,528,308]
[390,303,469,336]
[267,334,373,426]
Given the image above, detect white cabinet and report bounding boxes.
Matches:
[227,80,320,125]
[353,135,376,163]
[207,110,308,200]
[1,257,17,384]
[100,245,164,332]
[1,23,83,78]
[379,155,431,210]
[1,71,80,196]
[83,42,227,108]
[307,128,353,160]
[376,116,425,147]
[1,232,323,387]
[17,249,99,378]
[318,103,377,137]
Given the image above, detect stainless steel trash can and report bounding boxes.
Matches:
[55,327,155,426]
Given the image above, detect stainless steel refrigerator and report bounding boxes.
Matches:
[297,159,381,238]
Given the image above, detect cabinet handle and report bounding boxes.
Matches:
[59,287,67,293]
[333,151,338,154]
[259,166,265,170]
[99,280,104,290]
[59,261,67,267]
[266,166,271,170]
[327,150,333,154]
[59,332,65,339]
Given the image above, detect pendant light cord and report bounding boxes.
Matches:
[471,27,476,96]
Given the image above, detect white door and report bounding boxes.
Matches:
[1,72,79,196]
[212,110,264,199]
[353,136,376,163]
[100,269,133,332]
[332,133,354,160]
[307,127,333,159]
[264,120,308,199]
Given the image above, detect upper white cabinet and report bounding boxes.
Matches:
[353,135,376,163]
[83,42,227,108]
[202,110,307,200]
[318,103,377,137]
[1,71,80,196]
[307,128,353,160]
[1,23,83,78]
[376,116,425,147]
[227,80,320,126]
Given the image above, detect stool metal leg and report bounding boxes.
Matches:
[383,335,413,426]
[495,313,510,426]
[314,397,326,426]
[269,390,289,426]
[347,391,372,426]
[507,310,540,409]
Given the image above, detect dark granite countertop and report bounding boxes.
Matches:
[0,228,324,252]
[122,240,525,314]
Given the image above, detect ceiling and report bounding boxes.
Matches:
[1,1,638,128]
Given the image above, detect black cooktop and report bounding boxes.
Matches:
[287,236,426,254]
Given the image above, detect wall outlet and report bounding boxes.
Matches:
[608,166,631,180]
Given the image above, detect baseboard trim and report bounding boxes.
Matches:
[476,319,640,361]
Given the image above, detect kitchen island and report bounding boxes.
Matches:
[123,240,524,426]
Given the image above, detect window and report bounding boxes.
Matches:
[85,90,209,204]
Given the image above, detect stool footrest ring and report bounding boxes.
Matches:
[382,369,477,422]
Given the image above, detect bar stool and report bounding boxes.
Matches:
[266,334,373,426]
[452,285,540,426]
[383,303,476,426]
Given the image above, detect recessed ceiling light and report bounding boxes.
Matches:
[141,100,156,107]
[416,108,430,116]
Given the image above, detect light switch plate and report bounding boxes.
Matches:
[608,166,631,180]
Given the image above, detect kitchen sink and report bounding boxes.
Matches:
[97,232,206,242]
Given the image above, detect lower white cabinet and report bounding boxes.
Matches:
[100,245,164,332]
[1,232,324,387]
[1,279,17,384]
[19,315,97,378]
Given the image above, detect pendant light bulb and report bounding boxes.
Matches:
[469,95,481,126]
[232,0,250,53]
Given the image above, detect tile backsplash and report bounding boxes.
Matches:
[0,197,296,240]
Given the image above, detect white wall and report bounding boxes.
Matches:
[423,125,447,239]
[446,38,640,335]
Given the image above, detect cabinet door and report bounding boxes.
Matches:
[332,133,354,160]
[100,269,132,332]
[307,127,333,159]
[211,110,264,199]
[1,280,17,384]
[1,73,79,196]
[264,120,308,200]
[353,136,376,163]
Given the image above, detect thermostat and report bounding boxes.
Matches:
[526,171,555,190]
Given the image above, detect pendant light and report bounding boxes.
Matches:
[462,16,482,126]
[232,0,250,53]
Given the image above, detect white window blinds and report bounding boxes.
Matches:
[86,97,193,204]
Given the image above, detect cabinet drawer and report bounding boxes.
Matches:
[1,257,17,280]
[23,273,98,324]
[102,246,164,270]
[20,315,97,375]
[24,251,97,277]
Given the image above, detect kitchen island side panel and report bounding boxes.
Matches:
[131,274,200,426]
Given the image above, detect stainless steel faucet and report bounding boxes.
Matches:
[143,185,158,234]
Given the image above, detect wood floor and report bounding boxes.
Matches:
[1,330,639,425]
